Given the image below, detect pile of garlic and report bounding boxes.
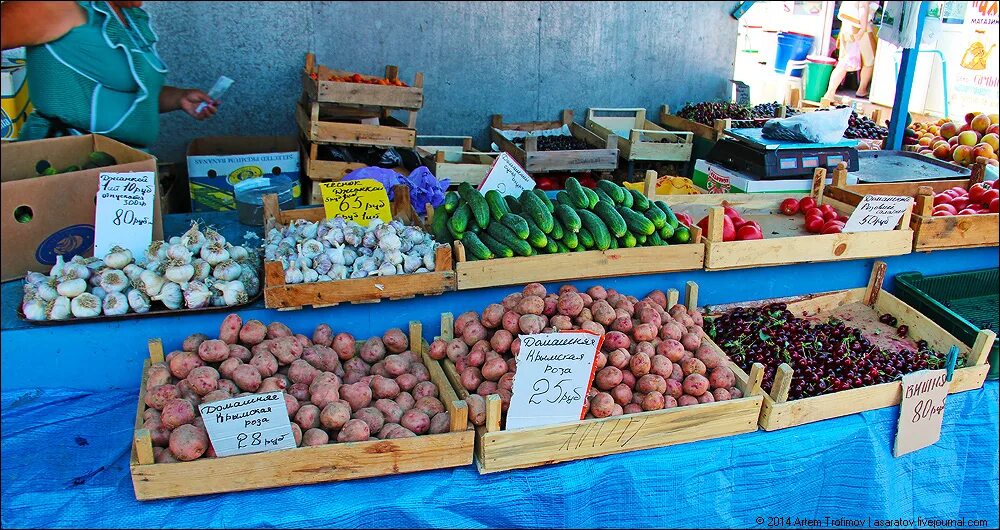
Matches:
[264,217,437,283]
[22,222,262,321]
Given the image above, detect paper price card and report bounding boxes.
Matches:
[505,331,604,430]
[842,195,912,233]
[320,179,392,226]
[894,369,949,457]
[199,392,297,457]
[94,172,155,257]
[478,152,535,197]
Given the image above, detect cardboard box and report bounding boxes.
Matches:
[0,134,163,281]
[186,136,302,212]
[693,159,858,194]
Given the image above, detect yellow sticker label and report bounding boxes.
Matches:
[226,166,263,186]
[320,179,391,226]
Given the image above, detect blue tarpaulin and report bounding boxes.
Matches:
[2,383,997,529]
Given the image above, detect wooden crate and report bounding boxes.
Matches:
[302,53,424,111]
[130,321,474,500]
[708,262,996,431]
[415,136,498,187]
[585,108,693,162]
[296,101,416,149]
[824,161,998,251]
[489,110,618,173]
[644,169,914,270]
[261,188,456,310]
[437,281,766,473]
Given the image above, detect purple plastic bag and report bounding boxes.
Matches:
[343,165,449,216]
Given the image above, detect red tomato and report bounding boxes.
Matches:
[821,220,845,234]
[933,194,952,206]
[535,177,558,191]
[822,210,838,221]
[837,214,849,223]
[805,215,824,227]
[799,197,817,212]
[933,203,958,215]
[779,198,800,216]
[819,204,837,216]
[675,212,694,227]
[969,183,991,203]
[932,209,952,217]
[805,217,825,233]
[981,188,999,206]
[950,186,968,195]
[957,208,979,215]
[723,206,742,222]
[804,207,822,219]
[739,220,762,232]
[696,214,736,241]
[577,176,598,189]
[736,224,764,240]
[990,198,999,213]
[949,197,969,211]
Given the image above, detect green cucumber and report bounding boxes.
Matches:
[577,209,612,251]
[479,232,514,258]
[504,195,522,213]
[609,238,619,249]
[499,213,530,239]
[462,232,494,260]
[485,190,510,221]
[619,232,637,248]
[643,205,667,229]
[523,217,549,248]
[430,208,452,243]
[617,206,656,236]
[458,182,490,229]
[564,177,590,208]
[593,201,628,237]
[636,234,647,246]
[655,200,681,230]
[659,223,676,240]
[577,227,595,249]
[518,190,554,234]
[555,190,575,207]
[649,231,666,246]
[583,187,600,209]
[594,187,615,204]
[555,204,582,233]
[549,215,565,240]
[448,203,471,239]
[487,222,533,256]
[533,189,555,213]
[628,188,650,211]
[443,191,460,214]
[554,240,570,253]
[597,180,626,204]
[620,186,634,208]
[545,239,560,254]
[670,225,692,244]
[561,230,579,250]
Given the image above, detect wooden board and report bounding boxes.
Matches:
[451,239,705,290]
[585,108,694,162]
[302,55,424,110]
[490,110,619,173]
[296,102,416,148]
[415,136,498,187]
[715,273,995,431]
[645,168,914,270]
[131,324,474,500]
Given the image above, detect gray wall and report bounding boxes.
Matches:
[146,1,738,165]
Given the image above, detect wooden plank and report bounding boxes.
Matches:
[658,105,721,142]
[523,149,619,173]
[264,269,455,309]
[296,103,415,148]
[305,159,367,181]
[769,364,793,403]
[865,261,888,306]
[875,291,993,363]
[490,111,620,173]
[684,281,699,311]
[666,289,680,309]
[586,110,694,162]
[911,213,999,251]
[702,229,912,270]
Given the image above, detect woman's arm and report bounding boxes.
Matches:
[1,1,87,50]
[858,2,871,33]
[159,85,218,120]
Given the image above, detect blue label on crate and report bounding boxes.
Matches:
[803,156,819,168]
[780,158,798,169]
[35,224,95,265]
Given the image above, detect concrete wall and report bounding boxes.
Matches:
[146,1,738,165]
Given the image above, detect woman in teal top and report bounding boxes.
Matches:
[1,1,217,148]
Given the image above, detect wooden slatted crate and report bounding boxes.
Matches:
[585,108,693,162]
[644,169,915,270]
[302,53,424,111]
[437,282,767,474]
[489,110,618,173]
[130,321,474,500]
[296,100,417,149]
[708,262,995,431]
[823,161,998,251]
[415,136,498,187]
[261,187,456,310]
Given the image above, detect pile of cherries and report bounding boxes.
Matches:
[708,303,949,400]
[512,135,590,151]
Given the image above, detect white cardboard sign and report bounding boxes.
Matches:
[842,195,912,233]
[94,172,156,258]
[894,369,949,457]
[478,152,535,196]
[505,331,604,430]
[199,392,297,457]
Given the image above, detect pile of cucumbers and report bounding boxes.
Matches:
[429,178,693,261]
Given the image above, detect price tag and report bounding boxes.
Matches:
[842,195,912,233]
[478,152,535,197]
[505,331,604,430]
[94,172,155,258]
[894,369,950,457]
[199,392,297,457]
[319,178,391,226]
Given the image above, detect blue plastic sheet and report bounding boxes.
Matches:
[2,383,998,529]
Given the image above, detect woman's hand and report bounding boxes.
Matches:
[160,86,219,119]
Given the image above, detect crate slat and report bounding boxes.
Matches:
[301,56,424,111]
[490,110,619,173]
[296,102,416,149]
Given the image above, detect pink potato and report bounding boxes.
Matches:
[680,332,702,353]
[548,315,573,331]
[574,307,593,325]
[454,311,480,337]
[501,293,523,311]
[642,391,665,411]
[461,321,488,347]
[668,303,687,317]
[340,382,373,412]
[501,310,522,335]
[395,391,416,411]
[359,337,387,364]
[268,336,303,365]
[591,300,616,327]
[383,354,411,377]
[516,295,545,316]
[387,427,416,439]
[635,341,655,358]
[679,314,695,328]
[610,383,633,406]
[689,309,704,327]
[311,382,342,409]
[144,384,180,410]
[375,399,404,424]
[266,322,292,339]
[238,320,267,346]
[709,366,736,390]
[145,363,172,390]
[477,381,498,397]
[227,344,252,362]
[697,392,715,404]
[590,392,615,418]
[556,284,577,295]
[249,352,279,378]
[557,291,585,317]
[519,314,547,335]
[663,395,678,409]
[290,423,303,447]
[331,332,356,361]
[621,370,636,389]
[400,409,431,435]
[523,282,547,298]
[377,423,403,439]
[258,377,287,393]
[681,357,706,377]
[144,418,170,447]
[712,388,732,401]
[608,348,630,370]
[542,294,559,316]
[465,394,487,425]
[695,345,724,370]
[343,357,371,375]
[593,352,608,372]
[650,356,673,379]
[587,285,607,300]
[337,419,371,442]
[631,391,645,405]
[429,412,451,434]
[428,339,448,360]
[283,393,300,417]
[161,398,196,429]
[371,375,401,399]
[467,348,486,368]
[155,447,178,463]
[510,338,521,357]
[498,372,515,392]
[232,365,262,392]
[382,328,409,354]
[603,331,631,352]
[638,307,662,328]
[168,424,209,461]
[414,396,445,417]
[637,374,667,395]
[460,367,483,392]
[169,351,205,379]
[623,403,643,415]
[412,380,439,400]
[481,303,505,329]
[294,403,321,430]
[581,321,605,335]
[730,387,743,399]
[481,357,508,382]
[611,316,633,335]
[288,359,319,386]
[677,394,699,407]
[657,339,685,362]
[664,378,683,398]
[143,408,161,422]
[302,428,329,446]
[251,340,273,357]
[683,374,710,397]
[218,357,243,380]
[311,323,334,347]
[219,313,242,345]
[659,321,685,342]
[594,366,624,391]
[579,292,593,308]
[614,298,634,315]
[291,332,311,348]
[629,352,651,377]
[289,383,310,403]
[668,365,685,382]
[186,366,220,396]
[490,329,514,354]
[353,406,385,433]
[217,379,238,395]
[310,371,340,392]
[320,400,352,430]
[632,323,657,343]
[645,289,667,309]
[443,339,468,364]
[182,333,209,353]
[395,373,418,392]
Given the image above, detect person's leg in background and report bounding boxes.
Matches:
[824,62,849,101]
[855,32,877,98]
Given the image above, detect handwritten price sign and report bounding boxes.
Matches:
[505,331,604,430]
[842,195,912,233]
[478,152,535,197]
[94,172,155,257]
[320,179,392,226]
[894,369,950,457]
[199,392,297,457]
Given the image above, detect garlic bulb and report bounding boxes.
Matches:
[376,262,397,276]
[169,236,182,245]
[91,286,107,300]
[423,250,436,271]
[402,253,422,273]
[26,271,48,285]
[65,262,91,281]
[204,227,225,246]
[300,239,324,259]
[164,258,195,289]
[214,280,248,306]
[330,264,349,280]
[140,270,166,297]
[284,257,304,284]
[85,258,106,272]
[57,277,87,298]
[192,259,211,281]
[181,223,206,254]
[213,259,242,281]
[123,263,145,283]
[297,222,319,240]
[301,263,319,283]
[71,293,102,318]
[50,255,67,278]
[183,281,213,309]
[228,244,249,262]
[128,289,151,313]
[100,269,130,293]
[200,241,230,266]
[151,281,183,310]
[36,280,59,301]
[46,296,72,320]
[166,243,192,263]
[23,298,47,321]
[146,240,167,263]
[104,246,133,269]
[103,291,129,316]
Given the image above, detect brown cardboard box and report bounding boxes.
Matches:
[186,136,301,212]
[1,134,163,281]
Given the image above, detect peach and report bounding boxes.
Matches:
[939,121,958,139]
[957,130,979,147]
[972,114,991,134]
[965,112,980,125]
[948,136,959,147]
[952,145,974,164]
[982,133,998,152]
[989,113,999,125]
[972,143,995,160]
[988,124,999,136]
[918,137,931,147]
[933,144,952,160]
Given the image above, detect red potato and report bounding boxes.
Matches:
[698,392,715,404]
[557,291,585,317]
[251,340,273,357]
[460,367,483,392]
[657,339,685,362]
[603,331,631,352]
[510,338,521,357]
[412,380,439,400]
[631,391,645,405]
[182,333,209,353]
[339,382,372,411]
[712,388,732,401]
[144,384,180,410]
[542,295,559,317]
[414,396,445,417]
[581,321,605,335]
[523,282,547,297]
[293,334,312,349]
[382,328,409,354]
[574,308,594,325]
[579,292,593,308]
[518,314,547,334]
[283,393,300,417]
[310,372,340,392]
[481,303,506,329]
[288,359,319,385]
[659,321,685,342]
[645,289,667,309]
[429,412,451,434]
[642,391,665,411]
[227,344,252,362]
[377,423,403,439]
[556,284,578,295]
[668,304,687,318]
[489,329,514,353]
[454,311,480,336]
[454,356,468,374]
[681,358,707,377]
[269,336,303,365]
[290,423,303,447]
[469,340,491,358]
[232,365,262,392]
[353,406,385,434]
[683,374,710,397]
[302,428,329,446]
[664,378,683,399]
[330,332,356,361]
[186,366,220,396]
[695,345,723,370]
[650,355,673,378]
[594,366,623,391]
[668,365,685,382]
[629,352,651,377]
[608,348,630,370]
[446,339,469,362]
[359,337,387,363]
[516,295,545,316]
[709,366,736,389]
[593,352,608,371]
[387,427,417,439]
[237,320,267,346]
[428,339,448,360]
[689,309,704,327]
[154,447,178,463]
[638,307,662,328]
[680,332,702,352]
[145,363,172,389]
[502,293,523,311]
[663,395,678,409]
[343,357,371,375]
[614,300,635,317]
[400,409,431,435]
[371,375,401,399]
[144,418,171,447]
[610,383,633,406]
[590,392,615,418]
[623,403,643,415]
[161,398,196,429]
[679,314,695,328]
[481,357,508,381]
[730,387,743,399]
[337,419,371,442]
[498,388,512,413]
[294,403,321,430]
[465,394,487,425]
[219,314,242,345]
[312,323,334,347]
[217,379,238,396]
[637,374,667,394]
[289,383,309,403]
[592,300,616,326]
[498,372,515,392]
[606,292,624,307]
[320,400,352,430]
[502,310,522,335]
[168,424,209,461]
[143,408,161,423]
[587,285,608,300]
[621,369,636,389]
[477,381,498,397]
[395,373,418,392]
[466,348,486,368]
[250,352,279,378]
[169,351,205,379]
[218,357,243,380]
[677,394,699,407]
[611,316,633,334]
[383,354,411,377]
[374,399,404,424]
[259,376,288,393]
[266,322,293,339]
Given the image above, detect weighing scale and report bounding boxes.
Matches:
[707,128,860,179]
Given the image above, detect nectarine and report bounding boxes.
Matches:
[958,130,979,146]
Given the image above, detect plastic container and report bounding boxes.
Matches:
[803,55,837,102]
[234,175,296,226]
[774,32,815,75]
[894,269,999,380]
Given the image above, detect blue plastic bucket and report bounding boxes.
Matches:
[774,32,815,75]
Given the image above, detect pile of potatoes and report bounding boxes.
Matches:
[142,314,451,463]
[426,283,742,425]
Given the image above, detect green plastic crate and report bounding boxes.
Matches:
[894,269,999,380]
